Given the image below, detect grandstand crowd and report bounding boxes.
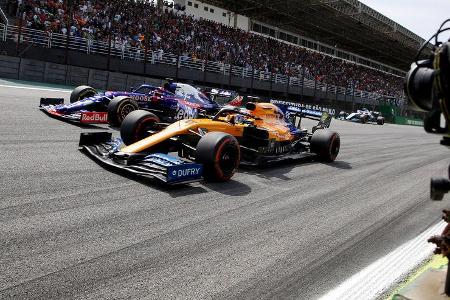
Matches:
[5,0,404,97]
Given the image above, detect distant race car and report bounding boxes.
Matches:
[79,101,340,185]
[39,82,222,126]
[201,88,243,106]
[337,108,385,125]
[201,88,266,108]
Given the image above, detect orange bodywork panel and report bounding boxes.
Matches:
[121,102,296,154]
[121,119,243,153]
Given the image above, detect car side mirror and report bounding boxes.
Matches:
[130,87,135,92]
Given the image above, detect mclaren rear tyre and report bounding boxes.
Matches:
[196,132,240,182]
[310,130,340,162]
[120,110,160,146]
[108,96,139,127]
[377,117,385,125]
[70,85,96,103]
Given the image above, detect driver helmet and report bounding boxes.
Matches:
[164,81,177,93]
[234,114,245,124]
[225,114,236,124]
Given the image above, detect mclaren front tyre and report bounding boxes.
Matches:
[195,132,240,182]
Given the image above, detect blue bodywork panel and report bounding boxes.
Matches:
[41,83,220,123]
[141,153,203,183]
[166,163,203,184]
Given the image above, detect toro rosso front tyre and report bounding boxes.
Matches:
[70,85,96,103]
[310,130,340,162]
[120,110,160,146]
[108,96,139,127]
[196,132,240,182]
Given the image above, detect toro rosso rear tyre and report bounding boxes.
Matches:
[377,117,385,125]
[108,96,139,127]
[121,110,160,146]
[310,130,340,162]
[70,85,96,103]
[196,132,240,182]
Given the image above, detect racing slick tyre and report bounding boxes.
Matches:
[377,117,385,125]
[310,130,340,162]
[108,96,139,127]
[338,111,347,119]
[120,110,160,146]
[70,85,96,103]
[360,115,369,124]
[196,132,240,182]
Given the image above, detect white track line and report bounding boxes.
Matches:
[0,84,71,92]
[319,221,447,300]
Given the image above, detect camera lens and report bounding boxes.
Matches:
[405,60,436,111]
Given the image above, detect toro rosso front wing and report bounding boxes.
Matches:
[79,132,203,184]
[39,98,108,124]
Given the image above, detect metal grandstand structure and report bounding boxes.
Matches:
[202,0,428,70]
[0,23,398,106]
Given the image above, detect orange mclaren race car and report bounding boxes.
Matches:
[79,102,340,184]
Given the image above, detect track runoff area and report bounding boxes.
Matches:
[1,79,449,299]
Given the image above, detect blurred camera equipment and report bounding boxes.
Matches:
[405,18,450,200]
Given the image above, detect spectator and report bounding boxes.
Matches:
[17,0,404,97]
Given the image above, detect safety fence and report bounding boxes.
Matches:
[0,23,402,104]
[0,7,7,41]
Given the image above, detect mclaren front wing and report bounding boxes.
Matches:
[79,132,203,184]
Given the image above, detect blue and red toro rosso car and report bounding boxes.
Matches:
[39,82,222,127]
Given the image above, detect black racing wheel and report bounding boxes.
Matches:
[108,96,139,127]
[377,117,385,125]
[360,115,369,124]
[196,132,240,182]
[120,110,160,146]
[310,130,340,162]
[70,85,96,103]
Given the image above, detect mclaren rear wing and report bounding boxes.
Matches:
[271,100,332,128]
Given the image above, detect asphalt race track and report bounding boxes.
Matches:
[1,81,450,299]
